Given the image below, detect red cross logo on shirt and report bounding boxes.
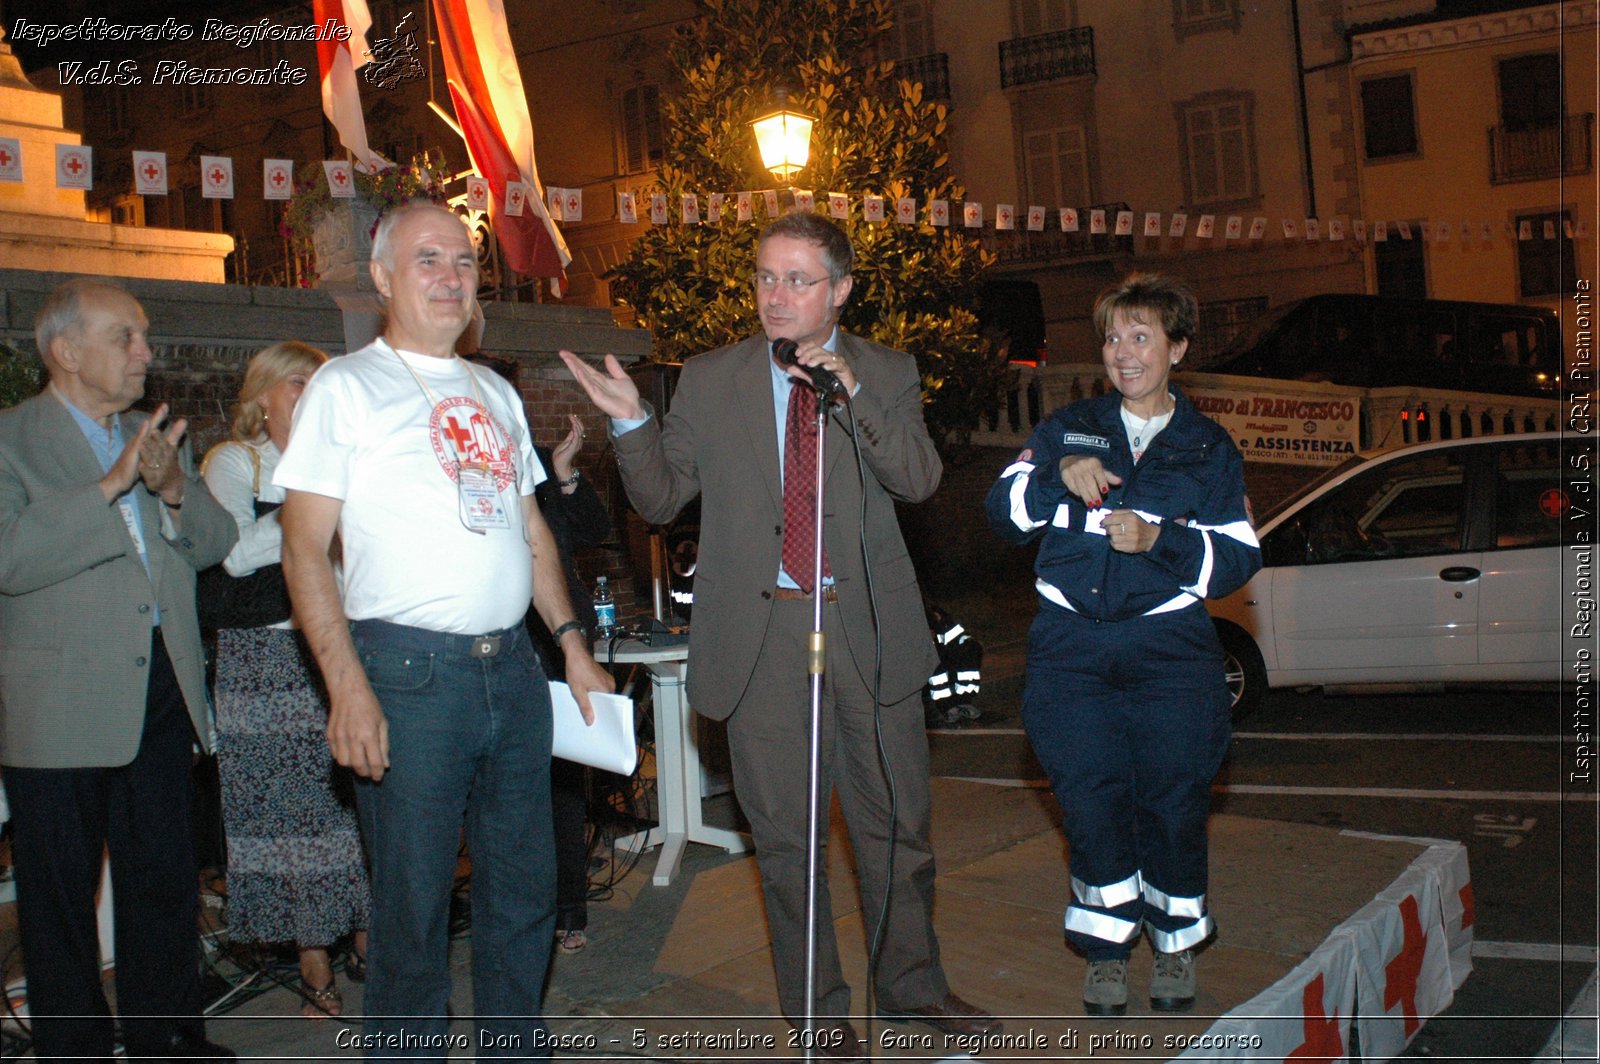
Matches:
[1287,973,1343,1061]
[1384,894,1429,1037]
[142,162,161,182]
[63,153,85,175]
[441,415,476,455]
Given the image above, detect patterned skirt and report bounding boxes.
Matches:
[215,627,370,945]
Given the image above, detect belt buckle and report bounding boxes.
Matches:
[471,634,502,658]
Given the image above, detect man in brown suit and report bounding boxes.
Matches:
[561,212,998,1059]
[0,279,237,1062]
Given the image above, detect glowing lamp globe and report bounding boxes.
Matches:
[749,106,814,181]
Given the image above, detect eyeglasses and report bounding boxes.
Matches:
[752,271,830,292]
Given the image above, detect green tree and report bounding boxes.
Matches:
[0,342,42,409]
[608,0,1004,451]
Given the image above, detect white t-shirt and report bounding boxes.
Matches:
[274,339,545,634]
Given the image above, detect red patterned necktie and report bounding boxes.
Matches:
[782,382,831,593]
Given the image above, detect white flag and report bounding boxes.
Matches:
[55,144,92,190]
[323,160,356,198]
[133,151,168,196]
[200,155,234,199]
[263,158,294,201]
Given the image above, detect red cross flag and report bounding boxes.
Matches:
[862,195,884,223]
[465,176,490,211]
[896,197,916,225]
[263,159,294,201]
[1114,210,1134,235]
[649,193,667,225]
[313,0,384,171]
[963,202,983,228]
[1352,879,1454,1059]
[616,191,636,224]
[762,190,779,218]
[706,192,723,224]
[133,151,168,196]
[1060,207,1079,232]
[1143,211,1162,237]
[563,188,581,222]
[1195,214,1215,238]
[737,192,753,222]
[793,190,815,212]
[434,0,571,293]
[1169,212,1188,237]
[0,137,22,184]
[1089,208,1106,234]
[996,204,1014,231]
[828,192,849,219]
[200,156,235,199]
[928,200,949,227]
[679,193,699,225]
[1026,206,1044,231]
[323,160,356,198]
[55,144,92,190]
[504,181,526,217]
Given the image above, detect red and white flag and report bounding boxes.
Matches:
[0,138,21,184]
[200,156,235,199]
[312,0,385,172]
[263,159,295,201]
[133,151,168,196]
[504,181,526,217]
[433,0,570,292]
[324,160,356,198]
[55,144,92,190]
[465,176,490,211]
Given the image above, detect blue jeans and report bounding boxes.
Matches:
[351,620,555,1062]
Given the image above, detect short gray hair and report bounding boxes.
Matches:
[370,199,467,269]
[34,278,130,359]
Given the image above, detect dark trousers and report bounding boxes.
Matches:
[5,630,205,1062]
[1021,604,1231,961]
[551,758,590,932]
[725,598,948,1022]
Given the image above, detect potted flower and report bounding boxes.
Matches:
[280,152,450,288]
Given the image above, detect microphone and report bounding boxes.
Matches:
[773,338,846,395]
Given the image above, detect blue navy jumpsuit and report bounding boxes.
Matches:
[984,386,1260,959]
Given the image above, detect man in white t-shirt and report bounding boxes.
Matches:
[277,201,611,1060]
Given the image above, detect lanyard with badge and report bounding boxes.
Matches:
[386,340,513,534]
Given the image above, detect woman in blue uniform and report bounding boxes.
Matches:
[985,274,1260,1016]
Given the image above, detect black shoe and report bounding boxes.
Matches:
[164,1031,237,1062]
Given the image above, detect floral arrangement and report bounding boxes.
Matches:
[280,151,451,286]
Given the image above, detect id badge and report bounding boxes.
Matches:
[458,463,511,532]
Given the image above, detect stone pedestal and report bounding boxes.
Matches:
[312,200,383,351]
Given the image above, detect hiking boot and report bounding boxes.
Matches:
[1150,949,1196,1011]
[1082,958,1128,1016]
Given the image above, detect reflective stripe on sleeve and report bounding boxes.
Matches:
[1003,464,1046,533]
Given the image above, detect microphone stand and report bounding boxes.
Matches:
[802,383,831,1060]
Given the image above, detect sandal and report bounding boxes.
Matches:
[300,973,342,1020]
[343,945,367,984]
[555,929,588,953]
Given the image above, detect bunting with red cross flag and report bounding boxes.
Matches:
[0,138,21,183]
[1350,867,1455,1059]
[1174,938,1358,1061]
[133,151,168,196]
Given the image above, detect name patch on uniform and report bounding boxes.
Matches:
[1063,433,1110,449]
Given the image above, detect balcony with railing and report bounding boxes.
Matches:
[1489,113,1594,183]
[891,52,950,100]
[999,26,1095,90]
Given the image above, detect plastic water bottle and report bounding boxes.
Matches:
[592,575,617,639]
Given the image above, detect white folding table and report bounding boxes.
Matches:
[598,638,748,885]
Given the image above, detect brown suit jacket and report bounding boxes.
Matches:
[613,332,941,720]
[0,392,237,768]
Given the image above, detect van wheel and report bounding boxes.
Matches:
[1214,620,1267,722]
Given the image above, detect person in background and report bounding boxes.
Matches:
[202,342,370,1019]
[984,273,1260,1016]
[525,413,613,953]
[0,278,237,1062]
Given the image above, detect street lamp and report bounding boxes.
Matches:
[749,91,814,182]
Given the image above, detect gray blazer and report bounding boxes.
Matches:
[614,332,942,720]
[0,391,237,769]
